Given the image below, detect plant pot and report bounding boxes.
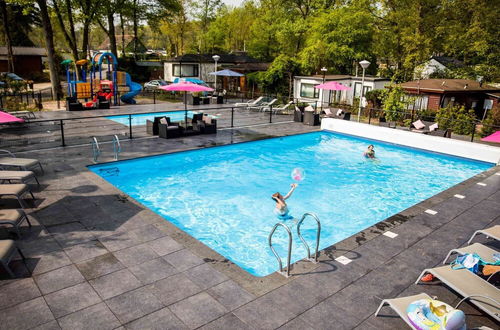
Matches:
[303,111,320,126]
[187,94,200,105]
[294,110,303,122]
[202,97,210,104]
[216,95,224,104]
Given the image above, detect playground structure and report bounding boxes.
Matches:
[63,52,142,111]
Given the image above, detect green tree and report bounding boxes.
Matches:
[436,104,477,135]
[380,84,413,122]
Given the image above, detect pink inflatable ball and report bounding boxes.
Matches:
[291,168,305,182]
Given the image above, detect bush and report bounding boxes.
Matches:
[480,104,500,137]
[381,84,413,122]
[364,89,384,108]
[436,104,477,135]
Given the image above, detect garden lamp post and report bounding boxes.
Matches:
[320,67,327,110]
[358,60,370,122]
[212,54,220,92]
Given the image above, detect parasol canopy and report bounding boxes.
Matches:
[314,81,351,90]
[209,69,244,77]
[0,111,25,124]
[481,130,500,143]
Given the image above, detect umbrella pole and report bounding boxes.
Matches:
[184,91,188,126]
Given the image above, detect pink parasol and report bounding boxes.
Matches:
[0,111,25,124]
[481,130,500,143]
[159,82,214,123]
[314,81,351,90]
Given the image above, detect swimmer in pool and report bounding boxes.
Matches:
[364,144,376,159]
[272,183,298,220]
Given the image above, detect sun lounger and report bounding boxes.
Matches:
[234,96,265,107]
[0,170,39,186]
[0,184,35,209]
[0,239,27,278]
[0,209,31,237]
[0,150,43,174]
[264,101,294,114]
[442,242,498,264]
[251,98,277,112]
[468,225,500,244]
[375,292,433,329]
[416,265,500,322]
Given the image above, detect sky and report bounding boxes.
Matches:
[223,0,245,7]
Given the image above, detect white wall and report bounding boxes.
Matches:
[321,118,500,164]
[415,59,446,79]
[163,62,217,84]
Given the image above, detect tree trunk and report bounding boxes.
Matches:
[120,13,125,56]
[36,0,62,99]
[81,21,90,59]
[0,0,15,72]
[107,11,118,58]
[133,0,138,57]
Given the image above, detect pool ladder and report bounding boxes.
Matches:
[91,135,121,163]
[268,212,321,278]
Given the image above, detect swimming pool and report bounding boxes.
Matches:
[89,131,493,276]
[106,110,194,126]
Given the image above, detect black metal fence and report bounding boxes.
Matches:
[0,87,55,110]
[0,105,294,152]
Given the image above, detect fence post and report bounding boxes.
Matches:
[231,107,234,128]
[128,114,133,139]
[269,105,273,123]
[60,120,66,146]
[470,122,476,142]
[50,88,54,100]
[153,89,156,104]
[37,92,42,110]
[368,108,372,125]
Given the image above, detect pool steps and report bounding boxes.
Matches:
[268,213,321,278]
[91,135,121,163]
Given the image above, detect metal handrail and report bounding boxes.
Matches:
[297,212,321,263]
[268,222,293,278]
[112,135,121,160]
[91,137,100,163]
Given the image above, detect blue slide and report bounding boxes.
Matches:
[120,73,142,104]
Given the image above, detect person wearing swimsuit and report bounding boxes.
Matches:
[272,183,298,220]
[364,144,376,159]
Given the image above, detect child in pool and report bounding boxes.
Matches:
[364,145,376,159]
[272,183,298,220]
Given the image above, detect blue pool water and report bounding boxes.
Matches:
[89,132,493,276]
[106,111,194,126]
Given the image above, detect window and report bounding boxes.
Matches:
[300,83,319,98]
[172,64,199,77]
[354,83,372,98]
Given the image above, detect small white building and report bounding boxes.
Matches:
[414,56,464,79]
[163,53,268,89]
[293,75,390,106]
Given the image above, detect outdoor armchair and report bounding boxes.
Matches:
[158,117,181,139]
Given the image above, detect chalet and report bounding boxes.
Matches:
[400,79,500,118]
[163,52,269,92]
[414,56,464,79]
[293,75,390,106]
[0,47,46,79]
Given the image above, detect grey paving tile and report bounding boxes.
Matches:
[151,273,202,306]
[233,295,295,329]
[199,313,252,330]
[46,222,97,248]
[146,236,183,256]
[63,240,108,263]
[207,280,255,311]
[34,264,85,295]
[169,292,228,329]
[57,302,120,330]
[44,282,101,318]
[0,297,54,330]
[299,296,360,330]
[19,235,62,257]
[278,317,316,330]
[163,249,204,271]
[98,231,140,252]
[128,257,178,284]
[112,243,159,267]
[89,269,142,300]
[27,250,72,275]
[184,263,229,290]
[127,224,166,243]
[0,278,41,310]
[125,307,188,330]
[76,253,125,280]
[32,320,61,330]
[105,285,164,324]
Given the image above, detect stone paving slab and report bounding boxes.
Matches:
[0,121,499,329]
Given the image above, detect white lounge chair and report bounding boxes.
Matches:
[0,184,35,209]
[265,101,294,114]
[416,265,500,322]
[234,96,265,107]
[0,239,27,278]
[0,209,31,237]
[0,150,44,174]
[250,98,277,112]
[0,170,39,186]
[468,225,500,244]
[442,242,498,264]
[375,293,434,329]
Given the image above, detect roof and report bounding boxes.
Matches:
[165,52,262,64]
[401,79,500,93]
[0,47,46,56]
[430,56,464,68]
[294,74,389,82]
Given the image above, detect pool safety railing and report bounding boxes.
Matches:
[91,137,100,163]
[268,213,321,277]
[112,135,121,160]
[268,222,293,278]
[297,212,321,263]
